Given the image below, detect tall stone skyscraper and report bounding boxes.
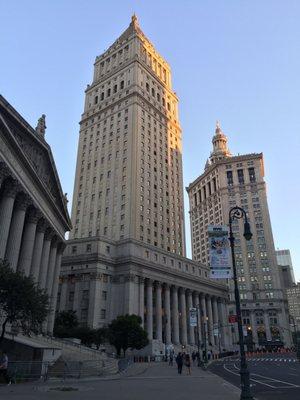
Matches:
[59,18,231,356]
[187,123,292,348]
[70,15,185,256]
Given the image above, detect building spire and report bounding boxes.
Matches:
[131,13,139,28]
[208,121,231,165]
[35,114,46,139]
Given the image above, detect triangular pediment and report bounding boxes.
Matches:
[0,95,71,229]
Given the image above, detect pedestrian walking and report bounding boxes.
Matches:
[169,353,173,366]
[195,351,200,366]
[185,353,191,375]
[175,352,183,374]
[0,351,11,385]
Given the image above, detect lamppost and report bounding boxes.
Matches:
[229,206,253,400]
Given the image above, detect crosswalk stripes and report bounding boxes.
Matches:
[246,358,297,363]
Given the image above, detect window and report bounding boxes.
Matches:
[86,244,91,252]
[237,169,244,184]
[227,171,233,186]
[102,291,107,300]
[100,309,106,319]
[248,167,256,182]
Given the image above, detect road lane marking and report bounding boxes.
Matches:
[250,373,300,388]
[223,363,300,389]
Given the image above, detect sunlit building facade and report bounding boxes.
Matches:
[187,123,291,348]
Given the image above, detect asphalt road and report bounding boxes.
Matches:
[208,353,300,400]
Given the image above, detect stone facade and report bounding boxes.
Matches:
[59,237,232,353]
[286,283,300,331]
[70,15,185,256]
[186,123,292,348]
[60,17,232,355]
[276,249,295,289]
[0,95,71,333]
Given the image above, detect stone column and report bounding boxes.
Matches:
[217,299,226,349]
[171,286,179,345]
[59,277,68,311]
[212,297,219,347]
[193,292,202,344]
[45,238,58,295]
[155,282,162,341]
[250,311,258,347]
[88,274,102,328]
[164,284,171,345]
[139,277,145,328]
[0,180,18,259]
[124,274,136,315]
[206,295,214,346]
[73,278,81,314]
[5,194,29,271]
[187,290,195,345]
[17,207,40,276]
[179,288,187,345]
[30,219,47,281]
[146,279,153,340]
[201,294,208,347]
[264,311,272,341]
[38,228,54,289]
[47,244,64,333]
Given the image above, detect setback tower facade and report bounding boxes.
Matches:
[70,15,185,256]
[187,123,291,348]
[59,18,232,356]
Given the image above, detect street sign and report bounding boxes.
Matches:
[228,315,237,323]
[208,225,231,279]
[189,308,197,327]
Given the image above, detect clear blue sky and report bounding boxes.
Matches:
[1,1,299,280]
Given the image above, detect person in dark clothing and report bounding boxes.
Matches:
[185,354,191,375]
[175,352,183,374]
[0,351,11,385]
[191,351,196,365]
[195,351,200,366]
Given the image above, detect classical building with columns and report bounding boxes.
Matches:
[59,16,232,355]
[59,237,232,354]
[186,123,292,348]
[0,95,71,333]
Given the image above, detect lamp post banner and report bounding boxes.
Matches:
[189,308,197,327]
[208,225,231,278]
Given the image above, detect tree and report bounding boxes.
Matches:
[0,260,49,344]
[93,327,108,349]
[54,310,78,337]
[107,314,148,356]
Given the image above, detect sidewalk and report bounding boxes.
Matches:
[0,361,241,400]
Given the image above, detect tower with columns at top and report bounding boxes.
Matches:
[187,122,292,348]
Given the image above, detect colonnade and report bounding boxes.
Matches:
[140,278,232,350]
[0,172,65,333]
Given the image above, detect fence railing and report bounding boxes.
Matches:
[6,359,117,382]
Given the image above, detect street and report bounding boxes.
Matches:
[208,353,300,400]
[0,361,240,400]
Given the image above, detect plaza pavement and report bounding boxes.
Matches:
[0,361,240,400]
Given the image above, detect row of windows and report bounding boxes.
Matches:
[227,168,256,186]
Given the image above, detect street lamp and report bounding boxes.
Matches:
[229,206,253,400]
